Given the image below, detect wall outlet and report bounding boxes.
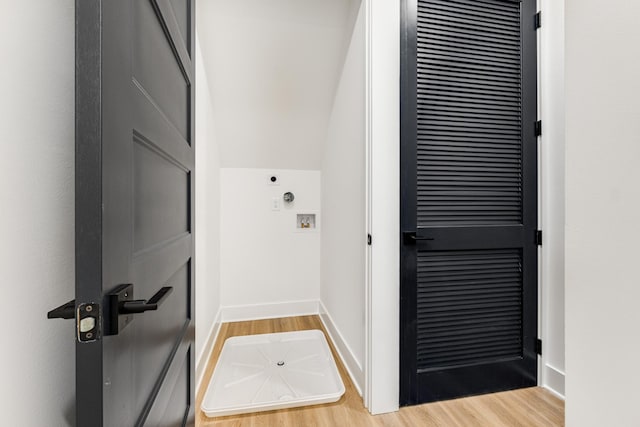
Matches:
[272,197,280,211]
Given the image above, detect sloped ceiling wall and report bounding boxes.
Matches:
[196,0,359,170]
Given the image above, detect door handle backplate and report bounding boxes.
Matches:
[107,284,173,335]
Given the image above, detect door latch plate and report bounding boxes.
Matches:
[77,303,100,343]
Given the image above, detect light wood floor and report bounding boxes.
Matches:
[196,316,564,427]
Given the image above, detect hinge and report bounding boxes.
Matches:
[535,120,542,137]
[535,11,542,29]
[535,230,543,246]
[367,234,372,246]
[535,338,543,355]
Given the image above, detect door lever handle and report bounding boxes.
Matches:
[107,284,173,335]
[47,300,76,319]
[403,231,434,243]
[411,236,434,241]
[47,285,174,338]
[119,286,173,314]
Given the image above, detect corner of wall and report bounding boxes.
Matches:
[195,308,222,392]
[319,0,367,403]
[543,364,565,399]
[319,302,365,395]
[194,32,223,374]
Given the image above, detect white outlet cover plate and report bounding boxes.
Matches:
[201,330,345,417]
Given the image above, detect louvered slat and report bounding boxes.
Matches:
[416,249,523,370]
[417,0,523,226]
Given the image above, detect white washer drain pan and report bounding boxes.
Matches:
[202,329,345,417]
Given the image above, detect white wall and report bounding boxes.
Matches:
[320,0,366,393]
[539,0,566,397]
[0,1,76,426]
[194,35,223,388]
[220,168,321,318]
[565,1,640,426]
[197,0,358,170]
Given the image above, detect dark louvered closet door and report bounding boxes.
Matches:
[400,0,538,404]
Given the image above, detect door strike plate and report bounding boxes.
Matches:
[77,303,101,343]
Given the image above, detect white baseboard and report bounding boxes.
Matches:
[543,364,565,399]
[220,300,320,322]
[319,301,365,396]
[196,308,222,392]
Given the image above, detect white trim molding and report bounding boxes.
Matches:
[196,308,223,392]
[364,0,401,415]
[543,364,565,399]
[220,300,320,323]
[319,302,365,396]
[539,0,566,404]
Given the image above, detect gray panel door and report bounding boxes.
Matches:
[75,0,195,425]
[400,0,538,404]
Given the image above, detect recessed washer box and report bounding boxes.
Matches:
[296,213,316,229]
[201,330,345,417]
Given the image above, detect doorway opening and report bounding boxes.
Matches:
[194,0,369,418]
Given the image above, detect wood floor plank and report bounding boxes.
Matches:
[196,316,564,427]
